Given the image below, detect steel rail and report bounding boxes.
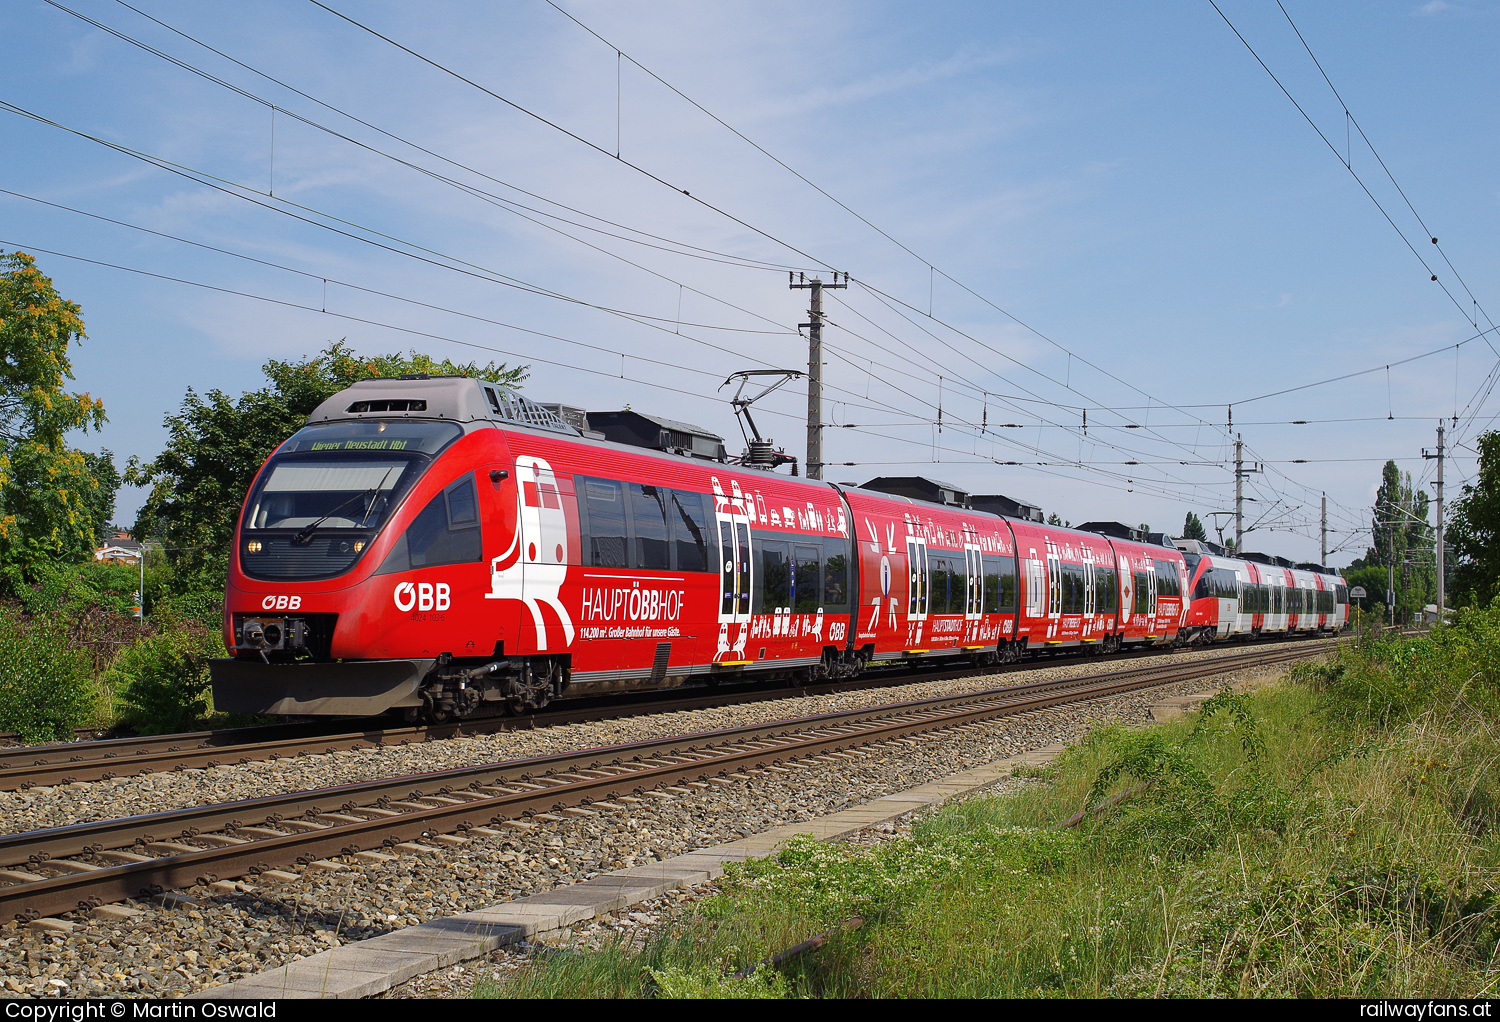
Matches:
[1,641,1324,865]
[0,638,1333,790]
[0,641,1330,921]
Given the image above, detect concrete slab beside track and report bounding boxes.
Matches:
[189,670,1284,1000]
[186,747,1065,998]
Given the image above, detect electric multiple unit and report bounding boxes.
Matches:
[211,378,1346,720]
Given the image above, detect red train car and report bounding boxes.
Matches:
[842,486,1019,667]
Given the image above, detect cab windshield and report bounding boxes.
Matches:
[239,420,462,581]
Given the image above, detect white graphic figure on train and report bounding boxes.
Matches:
[711,476,752,662]
[485,455,574,651]
[865,518,899,633]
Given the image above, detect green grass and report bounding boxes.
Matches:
[480,613,1500,999]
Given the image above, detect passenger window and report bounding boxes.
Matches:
[758,540,790,612]
[793,543,822,614]
[823,540,850,610]
[670,490,710,572]
[581,478,627,568]
[630,484,670,571]
[1133,571,1152,614]
[376,473,482,573]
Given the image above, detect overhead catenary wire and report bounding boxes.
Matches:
[284,2,1406,530]
[0,99,794,339]
[33,0,1450,551]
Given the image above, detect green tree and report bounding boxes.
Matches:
[1449,430,1500,607]
[1370,460,1434,623]
[127,341,526,568]
[0,252,115,586]
[1182,512,1207,541]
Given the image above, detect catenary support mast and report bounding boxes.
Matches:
[790,272,846,481]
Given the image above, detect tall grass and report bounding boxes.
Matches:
[484,608,1500,999]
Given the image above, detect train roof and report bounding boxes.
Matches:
[309,376,581,436]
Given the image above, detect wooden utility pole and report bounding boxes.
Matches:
[790,272,847,480]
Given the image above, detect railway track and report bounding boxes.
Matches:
[0,637,1335,791]
[0,639,1330,922]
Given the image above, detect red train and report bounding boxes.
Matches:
[210,377,1345,720]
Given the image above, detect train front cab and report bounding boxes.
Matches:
[1183,555,1247,642]
[213,410,523,717]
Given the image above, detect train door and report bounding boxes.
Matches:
[1047,542,1061,618]
[964,544,983,620]
[963,543,982,643]
[906,532,928,645]
[712,479,753,662]
[1025,548,1045,619]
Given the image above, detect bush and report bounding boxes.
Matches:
[0,611,98,741]
[109,629,224,734]
[14,559,140,619]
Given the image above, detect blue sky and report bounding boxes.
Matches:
[3,0,1496,566]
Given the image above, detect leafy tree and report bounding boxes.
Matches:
[1370,460,1434,622]
[0,252,116,586]
[127,341,527,568]
[1342,565,1389,615]
[1182,512,1207,541]
[1449,430,1500,607]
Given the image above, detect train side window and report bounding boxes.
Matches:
[581,478,627,568]
[757,540,790,612]
[934,553,964,615]
[793,543,822,614]
[823,539,850,610]
[1096,566,1118,614]
[928,555,949,615]
[1152,560,1181,598]
[670,490,710,572]
[377,474,483,574]
[1061,564,1087,614]
[982,555,1016,613]
[629,484,671,571]
[1133,571,1152,614]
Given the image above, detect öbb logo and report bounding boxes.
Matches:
[394,582,451,612]
[261,595,302,610]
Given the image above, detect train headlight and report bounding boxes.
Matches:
[353,540,365,553]
[246,541,262,553]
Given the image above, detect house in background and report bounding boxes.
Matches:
[94,530,143,566]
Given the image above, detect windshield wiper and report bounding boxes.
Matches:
[291,467,396,547]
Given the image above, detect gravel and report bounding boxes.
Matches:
[0,643,1308,836]
[0,647,1309,999]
